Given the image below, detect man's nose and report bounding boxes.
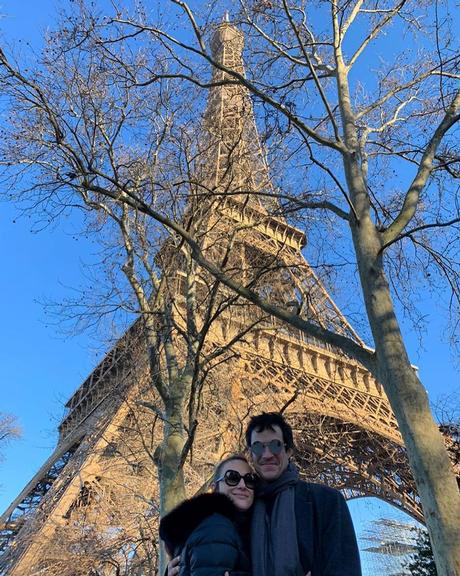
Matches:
[262,445,272,456]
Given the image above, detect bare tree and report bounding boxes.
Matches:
[1,0,460,574]
[0,11,266,574]
[58,1,460,573]
[0,414,20,459]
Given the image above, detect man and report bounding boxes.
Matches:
[247,412,361,576]
[168,411,361,576]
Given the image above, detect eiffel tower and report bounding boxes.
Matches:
[0,19,426,576]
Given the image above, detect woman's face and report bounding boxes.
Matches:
[215,459,255,511]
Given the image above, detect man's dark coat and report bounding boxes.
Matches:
[294,481,362,576]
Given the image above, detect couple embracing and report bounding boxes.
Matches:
[160,412,362,576]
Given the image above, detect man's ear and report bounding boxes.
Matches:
[211,482,218,493]
[287,447,293,460]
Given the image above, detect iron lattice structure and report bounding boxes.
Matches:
[2,19,457,576]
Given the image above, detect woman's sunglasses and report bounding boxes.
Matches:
[215,469,257,490]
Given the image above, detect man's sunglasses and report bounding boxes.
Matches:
[215,469,257,490]
[250,439,286,457]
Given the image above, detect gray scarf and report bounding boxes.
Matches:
[251,463,304,576]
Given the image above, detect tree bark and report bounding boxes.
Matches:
[334,28,460,568]
[143,315,187,573]
[351,208,460,575]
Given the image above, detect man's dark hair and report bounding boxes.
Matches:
[245,412,295,450]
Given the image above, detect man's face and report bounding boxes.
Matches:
[249,424,292,481]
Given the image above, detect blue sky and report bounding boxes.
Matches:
[0,1,458,571]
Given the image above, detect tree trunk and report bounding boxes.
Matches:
[337,54,460,565]
[158,422,186,514]
[156,412,186,576]
[144,319,187,575]
[352,218,460,575]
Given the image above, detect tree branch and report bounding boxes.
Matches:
[381,217,460,252]
[112,17,346,154]
[347,0,408,70]
[382,90,460,245]
[82,182,376,371]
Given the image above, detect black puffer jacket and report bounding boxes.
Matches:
[159,493,251,576]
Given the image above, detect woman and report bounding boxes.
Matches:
[159,454,255,576]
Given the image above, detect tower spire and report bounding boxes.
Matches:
[210,17,244,70]
[202,20,274,211]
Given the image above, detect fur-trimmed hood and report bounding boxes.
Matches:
[159,493,237,554]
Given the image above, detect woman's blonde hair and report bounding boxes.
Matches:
[213,453,249,485]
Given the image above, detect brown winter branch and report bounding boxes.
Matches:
[281,0,341,142]
[382,90,460,245]
[381,217,460,253]
[346,0,408,70]
[355,56,459,121]
[79,181,376,372]
[112,16,346,154]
